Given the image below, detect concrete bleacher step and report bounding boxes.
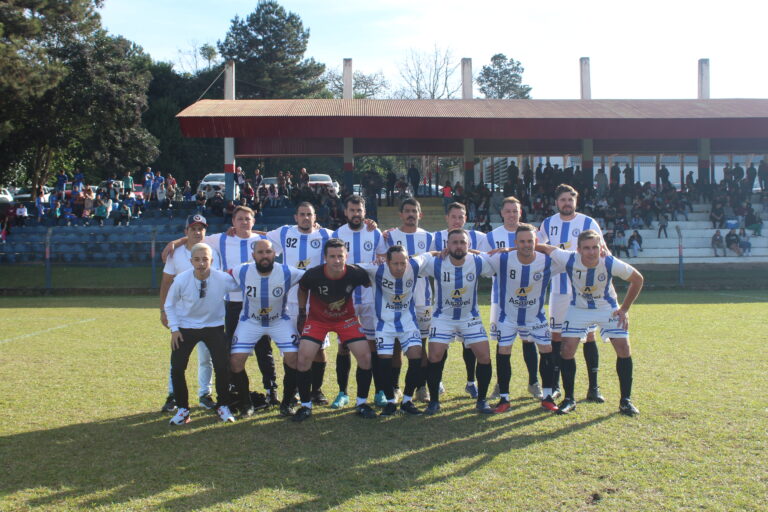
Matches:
[628,255,768,264]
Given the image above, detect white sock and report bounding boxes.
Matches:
[500,393,509,400]
[301,401,312,409]
[467,381,476,386]
[388,398,396,403]
[356,398,367,406]
[543,387,553,399]
[402,395,412,404]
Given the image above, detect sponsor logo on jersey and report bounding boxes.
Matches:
[405,279,413,288]
[418,241,425,249]
[328,298,346,311]
[598,273,607,281]
[451,287,465,299]
[466,273,475,282]
[572,228,580,237]
[364,241,374,251]
[533,272,542,281]
[296,259,310,269]
[515,285,533,296]
[258,307,272,316]
[272,287,283,297]
[310,239,321,249]
[392,293,404,303]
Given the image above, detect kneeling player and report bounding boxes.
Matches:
[293,239,375,422]
[486,224,566,412]
[228,240,305,417]
[537,230,644,416]
[422,229,496,414]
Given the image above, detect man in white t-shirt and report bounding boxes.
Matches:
[159,214,221,413]
[537,230,644,416]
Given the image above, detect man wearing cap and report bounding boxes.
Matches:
[159,214,222,413]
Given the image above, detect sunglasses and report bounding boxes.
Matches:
[199,279,207,299]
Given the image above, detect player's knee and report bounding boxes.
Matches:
[538,344,552,354]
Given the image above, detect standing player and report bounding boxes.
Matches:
[292,239,374,422]
[536,230,644,415]
[430,202,489,399]
[485,224,565,413]
[164,243,239,425]
[377,198,434,401]
[228,240,305,417]
[486,196,544,400]
[265,202,333,405]
[421,229,496,415]
[159,214,221,413]
[538,184,605,402]
[330,195,383,409]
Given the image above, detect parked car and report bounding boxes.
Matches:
[0,188,13,203]
[197,173,239,199]
[308,174,339,195]
[11,186,51,203]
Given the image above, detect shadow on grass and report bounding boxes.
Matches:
[1,402,611,511]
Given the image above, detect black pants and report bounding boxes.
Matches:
[171,326,231,409]
[225,301,277,390]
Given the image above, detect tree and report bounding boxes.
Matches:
[199,43,218,70]
[395,45,460,99]
[476,53,531,99]
[216,0,325,99]
[322,69,389,99]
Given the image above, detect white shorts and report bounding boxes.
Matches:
[354,302,376,340]
[494,319,551,347]
[562,307,629,342]
[288,301,330,348]
[374,326,422,356]
[231,318,299,354]
[549,293,596,336]
[428,316,488,346]
[415,306,432,338]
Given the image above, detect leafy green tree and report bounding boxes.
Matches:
[476,53,532,99]
[199,43,218,69]
[217,0,325,99]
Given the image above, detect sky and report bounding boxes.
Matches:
[99,0,768,100]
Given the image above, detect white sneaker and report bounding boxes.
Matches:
[528,382,543,400]
[217,405,236,423]
[169,407,190,425]
[416,386,430,403]
[393,388,403,402]
[439,382,446,395]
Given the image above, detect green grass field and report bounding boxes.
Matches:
[1,291,766,511]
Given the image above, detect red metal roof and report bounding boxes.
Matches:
[176,98,768,156]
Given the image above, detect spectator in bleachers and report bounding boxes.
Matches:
[15,203,27,227]
[745,207,762,236]
[725,228,743,256]
[195,192,207,215]
[658,214,669,238]
[122,170,134,194]
[182,181,193,201]
[594,168,608,198]
[223,200,235,224]
[613,230,630,258]
[711,229,726,257]
[54,169,68,200]
[709,202,725,229]
[629,230,643,258]
[114,200,132,226]
[759,159,768,192]
[241,180,255,207]
[47,200,62,226]
[738,228,752,256]
[94,200,108,226]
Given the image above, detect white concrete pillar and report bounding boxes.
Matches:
[224,61,236,201]
[342,58,354,190]
[461,58,474,186]
[343,58,353,100]
[698,59,710,99]
[580,57,591,100]
[461,58,473,100]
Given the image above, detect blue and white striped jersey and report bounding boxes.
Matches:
[377,228,434,308]
[421,254,494,320]
[430,229,489,251]
[485,225,519,306]
[205,232,265,302]
[230,262,304,326]
[332,224,382,306]
[486,252,565,325]
[538,213,603,295]
[360,253,430,332]
[549,249,634,310]
[266,225,333,303]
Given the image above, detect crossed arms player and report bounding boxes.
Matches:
[536,230,644,416]
[292,238,376,422]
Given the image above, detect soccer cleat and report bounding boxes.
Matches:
[330,392,350,409]
[279,402,297,417]
[400,400,422,415]
[556,398,577,415]
[488,383,500,401]
[619,398,640,416]
[552,388,562,400]
[217,405,236,423]
[416,386,431,403]
[266,388,280,406]
[424,401,441,415]
[291,405,312,422]
[493,398,512,413]
[374,390,388,407]
[465,382,479,399]
[198,394,216,410]
[380,402,398,417]
[476,400,495,415]
[311,390,329,406]
[528,382,544,400]
[356,403,378,419]
[239,405,256,418]
[161,394,177,413]
[586,386,606,403]
[540,396,559,412]
[169,407,190,425]
[393,387,403,402]
[439,382,446,395]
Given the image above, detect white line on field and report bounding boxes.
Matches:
[714,292,768,301]
[0,318,97,344]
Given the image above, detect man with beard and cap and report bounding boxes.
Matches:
[430,202,490,400]
[419,229,496,415]
[330,195,384,409]
[228,239,305,417]
[538,184,606,404]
